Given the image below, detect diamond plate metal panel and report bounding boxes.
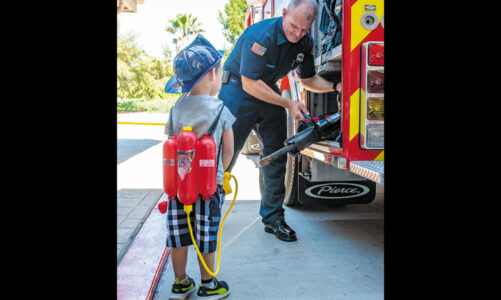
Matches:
[349,161,384,184]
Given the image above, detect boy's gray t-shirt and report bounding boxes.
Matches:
[165,94,236,185]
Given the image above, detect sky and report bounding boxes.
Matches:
[117,0,232,59]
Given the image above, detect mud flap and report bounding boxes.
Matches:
[297,172,376,206]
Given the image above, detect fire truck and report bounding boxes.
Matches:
[243,0,384,206]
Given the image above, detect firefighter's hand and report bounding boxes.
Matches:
[288,101,309,121]
[335,82,342,92]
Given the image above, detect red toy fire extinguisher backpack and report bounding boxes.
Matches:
[159,104,225,213]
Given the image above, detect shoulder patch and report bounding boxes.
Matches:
[251,42,266,56]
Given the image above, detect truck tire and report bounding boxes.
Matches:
[283,153,299,206]
[283,89,300,206]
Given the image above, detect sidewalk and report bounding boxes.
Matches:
[117,112,169,264]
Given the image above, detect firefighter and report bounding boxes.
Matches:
[218,0,341,242]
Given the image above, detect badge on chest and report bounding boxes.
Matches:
[291,52,304,68]
[296,53,304,63]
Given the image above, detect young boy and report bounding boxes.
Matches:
[163,36,235,300]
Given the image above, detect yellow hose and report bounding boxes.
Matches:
[184,172,238,277]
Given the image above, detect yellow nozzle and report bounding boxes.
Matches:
[223,172,232,194]
[182,127,192,131]
[183,204,193,214]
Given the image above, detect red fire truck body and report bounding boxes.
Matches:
[244,0,384,206]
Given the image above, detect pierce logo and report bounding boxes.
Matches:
[305,183,370,199]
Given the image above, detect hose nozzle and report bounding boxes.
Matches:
[223,171,233,194]
[259,144,296,167]
[259,156,273,167]
[258,112,341,167]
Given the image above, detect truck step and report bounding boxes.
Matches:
[349,161,384,184]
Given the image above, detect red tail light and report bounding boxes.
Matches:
[367,70,384,94]
[368,43,384,66]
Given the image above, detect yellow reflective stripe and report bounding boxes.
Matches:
[359,87,366,139]
[374,150,384,161]
[349,88,360,142]
[117,121,166,126]
[350,0,385,52]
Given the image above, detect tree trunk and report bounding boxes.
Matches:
[117,0,125,14]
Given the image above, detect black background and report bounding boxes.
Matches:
[8,1,494,298]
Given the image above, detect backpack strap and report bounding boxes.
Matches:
[207,104,225,176]
[207,104,225,136]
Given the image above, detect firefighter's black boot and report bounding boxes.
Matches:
[264,220,297,242]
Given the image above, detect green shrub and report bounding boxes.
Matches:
[117,94,180,113]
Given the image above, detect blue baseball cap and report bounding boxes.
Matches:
[165,36,224,93]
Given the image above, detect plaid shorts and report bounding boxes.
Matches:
[165,186,225,253]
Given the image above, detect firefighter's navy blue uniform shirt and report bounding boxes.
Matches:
[223,16,316,95]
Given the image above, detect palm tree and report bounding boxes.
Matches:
[166,13,205,53]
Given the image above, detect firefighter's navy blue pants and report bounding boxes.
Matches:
[218,80,287,225]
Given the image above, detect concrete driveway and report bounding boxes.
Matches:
[117,112,384,299]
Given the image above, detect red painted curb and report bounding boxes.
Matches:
[146,247,171,300]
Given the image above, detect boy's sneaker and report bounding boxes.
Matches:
[197,277,229,299]
[169,275,196,300]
